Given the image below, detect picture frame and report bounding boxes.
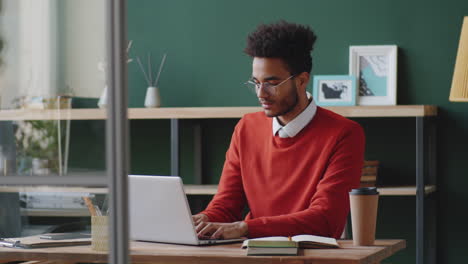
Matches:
[312,75,357,106]
[349,45,397,105]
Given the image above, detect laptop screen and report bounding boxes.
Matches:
[128,175,200,245]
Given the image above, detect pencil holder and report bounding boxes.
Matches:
[91,215,109,251]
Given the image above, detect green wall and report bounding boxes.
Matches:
[124,1,468,263]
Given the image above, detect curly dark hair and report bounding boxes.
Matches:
[244,20,317,75]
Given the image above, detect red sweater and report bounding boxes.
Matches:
[201,107,365,238]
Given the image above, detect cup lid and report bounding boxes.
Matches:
[349,187,379,195]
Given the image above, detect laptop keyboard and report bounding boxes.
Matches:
[198,235,221,241]
[198,235,245,245]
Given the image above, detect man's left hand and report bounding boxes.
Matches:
[195,221,248,239]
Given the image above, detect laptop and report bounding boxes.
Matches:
[128,175,244,245]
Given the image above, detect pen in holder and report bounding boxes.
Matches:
[137,53,167,108]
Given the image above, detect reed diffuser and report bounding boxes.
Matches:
[136,53,167,108]
[98,40,133,108]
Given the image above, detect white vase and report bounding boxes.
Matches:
[98,86,107,108]
[144,86,161,108]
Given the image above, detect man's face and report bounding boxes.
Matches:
[252,57,298,118]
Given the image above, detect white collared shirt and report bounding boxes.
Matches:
[272,92,317,138]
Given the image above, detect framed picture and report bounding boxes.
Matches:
[349,45,397,105]
[312,75,357,106]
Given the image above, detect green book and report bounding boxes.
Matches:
[246,246,298,256]
[242,237,297,248]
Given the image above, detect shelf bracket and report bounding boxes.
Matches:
[415,117,425,264]
[171,119,179,176]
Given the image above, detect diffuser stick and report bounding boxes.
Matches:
[136,56,151,86]
[153,54,167,87]
[148,53,153,86]
[126,40,133,53]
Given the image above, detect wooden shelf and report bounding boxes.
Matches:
[4,185,435,217]
[0,108,105,121]
[184,185,437,196]
[1,185,437,196]
[0,186,108,194]
[0,105,437,121]
[379,185,436,196]
[20,208,90,217]
[326,105,437,117]
[184,185,218,195]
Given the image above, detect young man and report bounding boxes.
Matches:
[193,21,365,239]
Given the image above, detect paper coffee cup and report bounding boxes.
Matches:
[349,187,379,246]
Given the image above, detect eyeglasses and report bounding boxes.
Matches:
[245,75,295,95]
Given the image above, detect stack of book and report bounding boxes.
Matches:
[242,234,339,256]
[360,160,379,187]
[19,192,90,209]
[0,234,91,249]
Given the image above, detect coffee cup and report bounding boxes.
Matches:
[349,187,379,246]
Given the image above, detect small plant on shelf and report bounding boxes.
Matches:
[12,96,71,175]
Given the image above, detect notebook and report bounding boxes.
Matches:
[0,234,90,249]
[128,175,244,245]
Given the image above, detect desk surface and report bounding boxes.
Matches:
[0,239,405,264]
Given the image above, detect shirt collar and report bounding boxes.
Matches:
[272,92,317,138]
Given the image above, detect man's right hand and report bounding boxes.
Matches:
[192,213,209,226]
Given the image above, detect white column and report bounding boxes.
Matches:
[17,0,57,98]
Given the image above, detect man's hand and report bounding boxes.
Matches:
[192,214,209,226]
[195,221,248,239]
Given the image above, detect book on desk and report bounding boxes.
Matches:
[241,234,339,256]
[0,233,91,249]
